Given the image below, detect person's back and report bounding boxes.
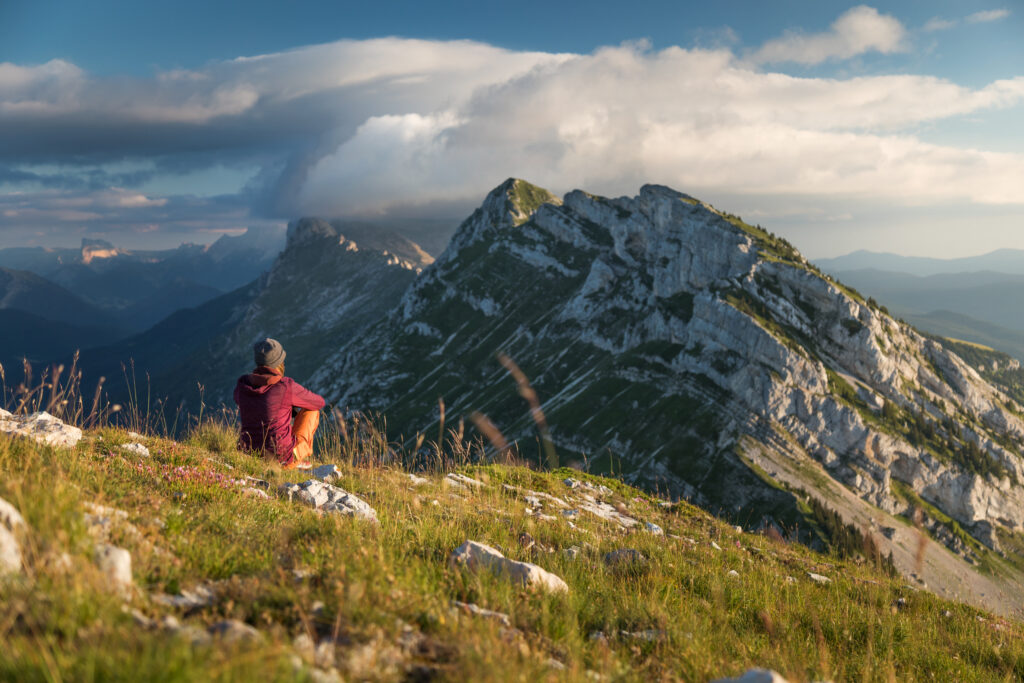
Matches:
[233,338,324,468]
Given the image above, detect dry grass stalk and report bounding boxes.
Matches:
[497,352,557,469]
[469,411,516,465]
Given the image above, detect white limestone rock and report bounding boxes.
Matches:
[712,669,793,683]
[0,410,82,448]
[279,480,378,522]
[94,543,132,593]
[0,525,20,574]
[152,584,217,610]
[446,473,485,489]
[0,495,26,532]
[449,540,568,593]
[208,619,262,645]
[119,442,150,457]
[310,464,341,483]
[450,600,512,626]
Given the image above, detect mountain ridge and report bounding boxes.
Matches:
[307,178,1024,615]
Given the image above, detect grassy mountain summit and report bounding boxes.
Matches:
[2,419,1023,681]
[311,179,1024,615]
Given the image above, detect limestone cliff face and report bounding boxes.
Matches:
[312,179,1024,556]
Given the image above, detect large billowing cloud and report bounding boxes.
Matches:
[0,7,1023,250]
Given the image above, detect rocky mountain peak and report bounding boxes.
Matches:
[285,217,339,248]
[311,178,1024,613]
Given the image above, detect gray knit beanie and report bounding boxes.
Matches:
[253,337,286,368]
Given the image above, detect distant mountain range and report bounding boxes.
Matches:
[0,227,285,332]
[812,250,1024,361]
[66,219,432,409]
[815,248,1024,277]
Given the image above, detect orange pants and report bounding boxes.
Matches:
[289,409,320,466]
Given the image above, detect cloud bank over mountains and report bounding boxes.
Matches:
[0,6,1021,250]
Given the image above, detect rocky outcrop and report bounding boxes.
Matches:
[279,479,378,522]
[0,409,82,448]
[312,179,1024,565]
[449,540,569,593]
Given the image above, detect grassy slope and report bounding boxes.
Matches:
[2,427,1023,682]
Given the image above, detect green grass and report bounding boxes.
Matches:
[509,180,561,225]
[3,422,1024,682]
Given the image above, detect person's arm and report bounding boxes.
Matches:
[288,379,326,411]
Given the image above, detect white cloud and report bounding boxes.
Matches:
[923,17,957,32]
[295,43,1024,213]
[924,8,1010,32]
[1,23,1024,246]
[966,9,1010,23]
[750,6,906,65]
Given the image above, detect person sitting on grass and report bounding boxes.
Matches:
[233,338,325,469]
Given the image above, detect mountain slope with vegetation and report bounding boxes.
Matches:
[2,417,1023,682]
[312,179,1024,615]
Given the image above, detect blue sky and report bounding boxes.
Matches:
[0,1,1021,256]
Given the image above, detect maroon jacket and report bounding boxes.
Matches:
[233,366,325,458]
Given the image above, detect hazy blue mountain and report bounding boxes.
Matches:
[0,267,120,329]
[69,218,431,410]
[815,248,1024,277]
[829,268,1024,333]
[0,227,285,333]
[900,310,1024,364]
[0,309,123,377]
[67,282,261,408]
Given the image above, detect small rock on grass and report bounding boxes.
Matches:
[450,540,568,593]
[446,473,485,489]
[450,600,512,626]
[0,496,26,531]
[604,548,646,566]
[0,495,25,575]
[310,464,341,483]
[621,629,666,642]
[0,525,21,574]
[279,480,378,522]
[712,669,793,683]
[644,521,664,535]
[119,442,150,457]
[807,572,831,585]
[0,410,82,448]
[208,619,262,645]
[152,584,217,610]
[94,543,132,593]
